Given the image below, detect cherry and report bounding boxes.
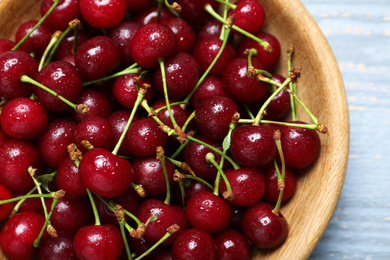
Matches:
[136,199,187,245]
[280,121,321,169]
[0,212,46,260]
[73,224,124,260]
[79,147,134,198]
[0,50,38,99]
[112,73,154,110]
[79,0,127,29]
[126,0,154,14]
[172,228,217,260]
[72,87,112,122]
[134,6,174,25]
[74,116,113,154]
[152,99,195,130]
[176,0,219,26]
[222,56,269,103]
[41,0,82,31]
[132,156,175,198]
[0,184,13,220]
[56,157,86,200]
[229,124,277,167]
[15,20,52,56]
[37,118,76,168]
[193,38,236,77]
[189,76,227,109]
[162,17,196,53]
[35,60,83,112]
[262,163,297,203]
[183,135,224,181]
[196,18,234,43]
[185,190,232,234]
[213,229,251,260]
[242,201,288,249]
[153,52,200,99]
[38,231,76,260]
[44,196,92,233]
[0,97,48,141]
[130,23,178,69]
[108,21,142,66]
[220,167,266,207]
[0,39,15,55]
[228,0,266,34]
[195,94,239,142]
[75,36,120,80]
[125,118,168,157]
[238,32,282,71]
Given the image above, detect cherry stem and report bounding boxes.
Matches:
[115,205,133,260]
[9,186,37,217]
[141,100,169,129]
[218,0,231,41]
[181,111,195,133]
[39,31,62,71]
[164,0,181,17]
[0,192,52,205]
[206,153,232,197]
[170,138,190,159]
[287,45,298,121]
[157,148,171,205]
[182,14,233,104]
[86,188,101,225]
[176,174,186,209]
[204,3,271,51]
[131,182,147,198]
[28,166,49,219]
[134,225,179,260]
[238,119,319,131]
[12,0,61,51]
[272,130,285,215]
[187,135,240,170]
[175,173,214,191]
[158,58,181,131]
[214,0,236,10]
[153,101,188,115]
[253,76,293,125]
[112,83,150,155]
[82,66,142,87]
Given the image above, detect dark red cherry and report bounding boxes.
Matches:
[41,0,82,31]
[79,148,134,198]
[162,17,196,53]
[176,0,219,26]
[153,52,200,99]
[79,0,127,28]
[0,50,38,99]
[229,206,245,231]
[136,199,187,245]
[193,38,236,77]
[222,56,269,103]
[74,116,113,154]
[172,228,217,260]
[0,212,45,260]
[134,6,174,25]
[37,118,76,168]
[195,94,239,141]
[0,97,48,140]
[0,39,15,55]
[126,0,153,14]
[230,124,277,167]
[0,184,13,220]
[56,157,86,200]
[238,31,281,71]
[183,136,224,181]
[15,20,52,56]
[44,196,92,233]
[35,61,82,112]
[75,36,120,80]
[38,231,77,260]
[220,167,266,207]
[190,76,227,109]
[130,23,178,69]
[154,248,173,260]
[108,21,142,66]
[125,118,168,157]
[242,201,288,249]
[73,224,124,260]
[0,139,41,192]
[72,87,112,122]
[280,121,321,169]
[229,0,266,34]
[112,73,154,110]
[262,163,297,203]
[152,98,195,130]
[213,229,251,260]
[186,191,232,234]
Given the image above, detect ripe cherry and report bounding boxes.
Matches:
[228,0,266,34]
[262,163,297,203]
[72,88,112,122]
[162,17,196,53]
[214,229,251,260]
[15,20,52,56]
[56,157,86,200]
[41,0,82,31]
[79,0,127,29]
[38,231,76,260]
[190,76,227,109]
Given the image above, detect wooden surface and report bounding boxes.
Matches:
[0,0,349,259]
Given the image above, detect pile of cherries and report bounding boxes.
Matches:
[0,0,326,259]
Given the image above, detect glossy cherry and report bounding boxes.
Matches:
[196,18,234,43]
[228,0,266,34]
[213,229,251,260]
[79,147,134,198]
[38,231,77,260]
[185,191,232,234]
[190,76,227,109]
[242,201,288,249]
[107,110,137,156]
[72,87,112,122]
[56,157,86,200]
[79,0,127,28]
[162,17,196,53]
[15,20,52,56]
[41,0,82,31]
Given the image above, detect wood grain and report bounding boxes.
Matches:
[0,0,349,259]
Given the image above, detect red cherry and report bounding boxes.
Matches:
[214,229,251,260]
[79,148,134,198]
[162,17,196,53]
[229,0,266,34]
[262,163,297,203]
[79,0,127,28]
[15,20,52,56]
[175,0,219,26]
[72,88,112,122]
[189,76,228,109]
[40,0,82,31]
[56,157,86,200]
[38,231,77,260]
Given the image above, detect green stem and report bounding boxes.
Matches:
[134,231,173,260]
[164,0,180,17]
[0,193,52,205]
[205,153,232,197]
[181,111,195,133]
[159,155,171,205]
[181,174,214,191]
[82,67,141,87]
[272,131,285,215]
[287,46,298,121]
[9,186,37,216]
[86,189,100,225]
[170,138,190,159]
[157,0,163,23]
[39,32,61,71]
[33,196,60,247]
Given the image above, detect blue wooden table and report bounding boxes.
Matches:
[301,1,390,259]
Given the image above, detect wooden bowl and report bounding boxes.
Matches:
[0,0,349,259]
